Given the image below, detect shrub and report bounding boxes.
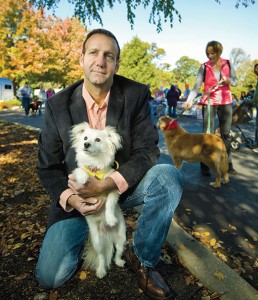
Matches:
[0,99,21,110]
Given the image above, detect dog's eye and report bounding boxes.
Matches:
[84,136,88,141]
[95,138,101,142]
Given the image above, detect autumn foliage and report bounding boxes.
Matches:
[0,0,86,91]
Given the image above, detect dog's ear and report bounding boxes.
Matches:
[70,122,91,148]
[105,126,122,150]
[71,122,90,135]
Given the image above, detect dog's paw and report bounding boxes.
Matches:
[96,267,107,279]
[221,178,229,184]
[114,258,125,268]
[209,182,220,188]
[106,215,118,227]
[73,168,89,184]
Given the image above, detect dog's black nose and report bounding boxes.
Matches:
[84,142,90,149]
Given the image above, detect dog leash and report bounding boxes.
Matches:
[177,81,223,133]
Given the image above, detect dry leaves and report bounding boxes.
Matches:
[214,271,225,281]
[190,225,257,281]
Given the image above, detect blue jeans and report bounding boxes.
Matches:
[168,106,177,118]
[37,101,43,115]
[36,164,183,289]
[21,96,31,116]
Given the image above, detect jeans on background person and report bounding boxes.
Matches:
[37,101,43,115]
[168,106,177,118]
[21,96,31,116]
[35,164,183,289]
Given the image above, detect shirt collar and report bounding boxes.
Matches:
[82,83,110,109]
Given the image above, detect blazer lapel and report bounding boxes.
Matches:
[69,79,125,128]
[106,81,125,127]
[70,83,89,125]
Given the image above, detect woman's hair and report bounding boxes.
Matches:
[205,41,223,57]
[82,28,120,61]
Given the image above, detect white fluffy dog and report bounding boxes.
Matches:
[70,122,126,278]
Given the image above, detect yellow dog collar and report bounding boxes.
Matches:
[82,161,119,180]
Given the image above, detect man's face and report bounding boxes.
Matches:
[80,34,119,89]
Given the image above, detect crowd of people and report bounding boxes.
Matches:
[149,41,257,160]
[17,83,55,117]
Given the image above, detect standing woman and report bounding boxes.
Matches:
[186,41,238,175]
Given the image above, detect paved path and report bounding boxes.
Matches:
[1,107,258,298]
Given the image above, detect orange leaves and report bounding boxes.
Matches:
[79,271,89,280]
[192,229,223,251]
[214,271,225,281]
[0,122,48,261]
[229,224,237,231]
[0,1,86,87]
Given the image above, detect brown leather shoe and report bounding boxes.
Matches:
[124,249,175,300]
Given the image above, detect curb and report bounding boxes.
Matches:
[167,220,258,300]
[135,206,258,300]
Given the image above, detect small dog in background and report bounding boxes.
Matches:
[70,122,126,278]
[158,116,229,188]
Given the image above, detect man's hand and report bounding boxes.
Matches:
[68,174,117,198]
[67,194,105,216]
[68,174,102,198]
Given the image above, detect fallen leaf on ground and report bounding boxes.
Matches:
[229,224,237,231]
[79,271,88,280]
[214,271,224,281]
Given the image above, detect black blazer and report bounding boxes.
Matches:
[37,75,160,227]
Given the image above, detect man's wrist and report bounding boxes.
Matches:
[67,193,79,207]
[100,177,117,193]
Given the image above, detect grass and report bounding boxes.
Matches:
[0,99,21,110]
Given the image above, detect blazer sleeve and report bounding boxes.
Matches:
[115,84,160,189]
[37,100,71,205]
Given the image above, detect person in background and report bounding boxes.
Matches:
[166,84,180,118]
[232,94,240,108]
[247,84,255,100]
[185,40,238,175]
[175,84,182,98]
[46,88,55,99]
[252,64,258,153]
[240,91,247,101]
[246,85,255,118]
[17,82,32,117]
[36,28,183,299]
[180,84,191,101]
[37,85,47,116]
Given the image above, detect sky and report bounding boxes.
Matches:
[51,0,258,68]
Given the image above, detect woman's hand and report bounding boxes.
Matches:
[221,76,231,85]
[185,102,193,110]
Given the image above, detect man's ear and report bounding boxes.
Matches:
[115,61,120,73]
[79,54,84,67]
